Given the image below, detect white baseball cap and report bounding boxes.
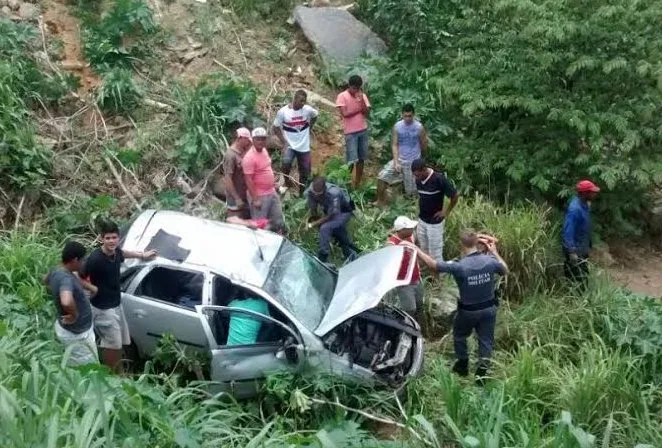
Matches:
[393,216,418,231]
[251,127,267,138]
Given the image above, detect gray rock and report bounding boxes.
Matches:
[1,5,11,15]
[7,0,19,10]
[18,2,39,19]
[294,6,387,67]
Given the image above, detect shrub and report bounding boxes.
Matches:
[175,75,262,175]
[0,19,76,190]
[96,67,143,114]
[80,0,158,72]
[355,0,662,236]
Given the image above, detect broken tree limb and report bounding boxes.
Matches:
[303,89,336,109]
[103,156,142,212]
[14,195,25,230]
[143,98,174,111]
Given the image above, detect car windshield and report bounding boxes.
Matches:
[262,240,337,330]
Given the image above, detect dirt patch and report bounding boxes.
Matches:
[606,245,662,298]
[43,0,100,94]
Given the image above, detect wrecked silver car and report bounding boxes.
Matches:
[120,210,424,397]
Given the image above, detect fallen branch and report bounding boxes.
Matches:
[213,59,236,75]
[14,195,25,229]
[103,156,142,211]
[233,30,249,70]
[143,98,174,111]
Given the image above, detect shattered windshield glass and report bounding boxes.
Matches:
[263,240,337,330]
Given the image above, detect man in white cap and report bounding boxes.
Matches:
[386,216,424,321]
[223,127,253,218]
[242,127,286,233]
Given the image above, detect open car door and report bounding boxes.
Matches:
[195,305,304,398]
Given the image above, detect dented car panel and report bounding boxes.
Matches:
[120,210,424,395]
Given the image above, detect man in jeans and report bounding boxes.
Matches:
[242,127,286,233]
[377,104,428,203]
[273,90,318,194]
[223,127,253,218]
[81,221,158,373]
[305,176,359,263]
[413,230,508,383]
[336,75,371,189]
[562,179,600,290]
[386,216,424,322]
[44,241,98,366]
[411,158,459,262]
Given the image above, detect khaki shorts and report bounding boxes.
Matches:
[54,321,99,366]
[92,304,131,350]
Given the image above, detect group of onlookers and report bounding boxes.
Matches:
[43,74,599,384]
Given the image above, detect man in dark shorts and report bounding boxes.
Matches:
[223,127,253,218]
[80,220,157,373]
[44,241,98,366]
[413,230,508,383]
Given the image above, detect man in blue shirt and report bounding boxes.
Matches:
[305,176,360,263]
[562,180,600,289]
[412,230,508,383]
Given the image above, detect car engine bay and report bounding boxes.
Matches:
[323,305,422,385]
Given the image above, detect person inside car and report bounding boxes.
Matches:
[227,293,271,346]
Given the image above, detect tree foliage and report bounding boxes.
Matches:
[356,0,662,235]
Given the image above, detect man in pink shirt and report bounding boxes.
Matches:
[242,127,286,233]
[336,75,371,189]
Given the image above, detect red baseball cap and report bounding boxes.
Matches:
[576,180,600,193]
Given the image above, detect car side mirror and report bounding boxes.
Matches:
[279,335,301,364]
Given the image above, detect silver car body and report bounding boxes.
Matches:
[120,210,424,396]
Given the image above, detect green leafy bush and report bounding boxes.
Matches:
[96,67,143,114]
[221,0,294,19]
[0,19,76,190]
[80,0,158,72]
[175,75,262,175]
[355,0,662,236]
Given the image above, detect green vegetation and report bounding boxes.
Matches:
[97,67,144,114]
[0,19,76,190]
[78,0,159,72]
[174,75,262,175]
[353,0,662,236]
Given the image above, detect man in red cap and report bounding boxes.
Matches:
[562,180,600,288]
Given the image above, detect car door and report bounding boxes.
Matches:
[122,264,210,357]
[195,305,304,398]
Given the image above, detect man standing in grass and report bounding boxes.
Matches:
[305,176,359,264]
[44,241,98,366]
[243,127,286,233]
[377,104,428,203]
[386,216,424,322]
[562,179,600,289]
[336,75,371,189]
[413,230,508,382]
[273,90,319,195]
[223,127,253,218]
[81,221,158,374]
[411,158,460,262]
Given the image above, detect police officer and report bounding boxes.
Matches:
[305,176,360,264]
[410,229,508,383]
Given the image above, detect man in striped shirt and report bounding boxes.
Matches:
[273,90,319,194]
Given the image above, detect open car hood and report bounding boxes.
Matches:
[314,245,416,337]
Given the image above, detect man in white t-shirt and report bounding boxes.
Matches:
[273,90,319,194]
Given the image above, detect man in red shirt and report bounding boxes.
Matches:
[242,127,286,233]
[386,216,424,321]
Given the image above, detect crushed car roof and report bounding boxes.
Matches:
[121,210,284,286]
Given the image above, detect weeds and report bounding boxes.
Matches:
[0,19,76,190]
[175,75,262,175]
[96,67,144,114]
